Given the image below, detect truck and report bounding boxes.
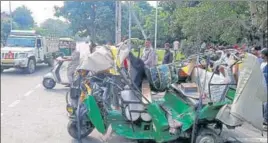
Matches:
[1,30,59,74]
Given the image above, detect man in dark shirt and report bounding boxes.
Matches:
[260,48,268,130]
[162,43,173,64]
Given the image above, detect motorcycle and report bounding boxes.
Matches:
[42,56,70,89]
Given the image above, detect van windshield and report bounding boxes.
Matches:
[6,37,36,47]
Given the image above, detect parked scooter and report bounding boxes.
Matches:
[42,56,70,89]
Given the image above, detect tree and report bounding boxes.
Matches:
[12,6,34,29]
[55,1,116,43]
[54,1,155,44]
[130,1,153,39]
[37,18,71,37]
[1,12,18,44]
[171,2,251,45]
[248,1,268,47]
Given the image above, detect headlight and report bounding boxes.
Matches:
[18,53,28,58]
[66,104,74,114]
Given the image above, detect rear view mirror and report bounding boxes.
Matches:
[37,39,41,48]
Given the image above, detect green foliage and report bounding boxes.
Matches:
[54,1,155,44]
[131,48,185,64]
[1,16,12,43]
[172,1,249,45]
[54,1,116,43]
[53,1,267,53]
[12,6,34,29]
[36,19,71,37]
[1,12,18,44]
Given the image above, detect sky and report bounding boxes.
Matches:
[1,1,157,26]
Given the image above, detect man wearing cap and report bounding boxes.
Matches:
[59,43,80,85]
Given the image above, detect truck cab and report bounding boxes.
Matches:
[1,30,57,74]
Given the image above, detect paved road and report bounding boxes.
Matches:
[1,43,267,143]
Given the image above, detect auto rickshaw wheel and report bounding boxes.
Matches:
[67,120,93,139]
[195,128,223,143]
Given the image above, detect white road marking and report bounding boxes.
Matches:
[1,101,3,104]
[8,100,20,108]
[35,84,41,89]
[1,113,3,116]
[24,90,34,97]
[236,138,267,143]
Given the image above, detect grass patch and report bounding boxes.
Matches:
[132,48,185,64]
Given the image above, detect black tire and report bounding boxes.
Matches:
[42,78,56,89]
[195,128,223,143]
[26,58,36,74]
[67,120,93,139]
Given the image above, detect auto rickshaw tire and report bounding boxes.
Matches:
[195,128,223,143]
[67,120,93,139]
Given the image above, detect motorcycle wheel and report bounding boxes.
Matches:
[43,78,56,89]
[67,120,93,139]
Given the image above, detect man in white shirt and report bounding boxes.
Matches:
[173,38,180,51]
[141,38,157,68]
[173,39,180,61]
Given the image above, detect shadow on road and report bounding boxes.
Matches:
[1,64,51,77]
[71,137,103,143]
[43,87,68,95]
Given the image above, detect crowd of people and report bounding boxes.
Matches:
[60,38,267,130]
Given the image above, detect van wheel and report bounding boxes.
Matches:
[26,58,36,74]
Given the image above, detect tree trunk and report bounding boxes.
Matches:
[249,1,257,26]
[90,4,96,42]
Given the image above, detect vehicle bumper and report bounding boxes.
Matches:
[1,58,28,68]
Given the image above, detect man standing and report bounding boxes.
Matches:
[173,38,180,51]
[162,43,173,64]
[201,40,207,52]
[251,46,263,64]
[173,38,180,61]
[260,48,268,130]
[89,41,97,54]
[59,44,80,85]
[141,38,157,68]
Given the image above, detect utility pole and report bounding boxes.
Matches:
[154,1,158,49]
[128,1,132,49]
[115,1,122,44]
[9,1,13,30]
